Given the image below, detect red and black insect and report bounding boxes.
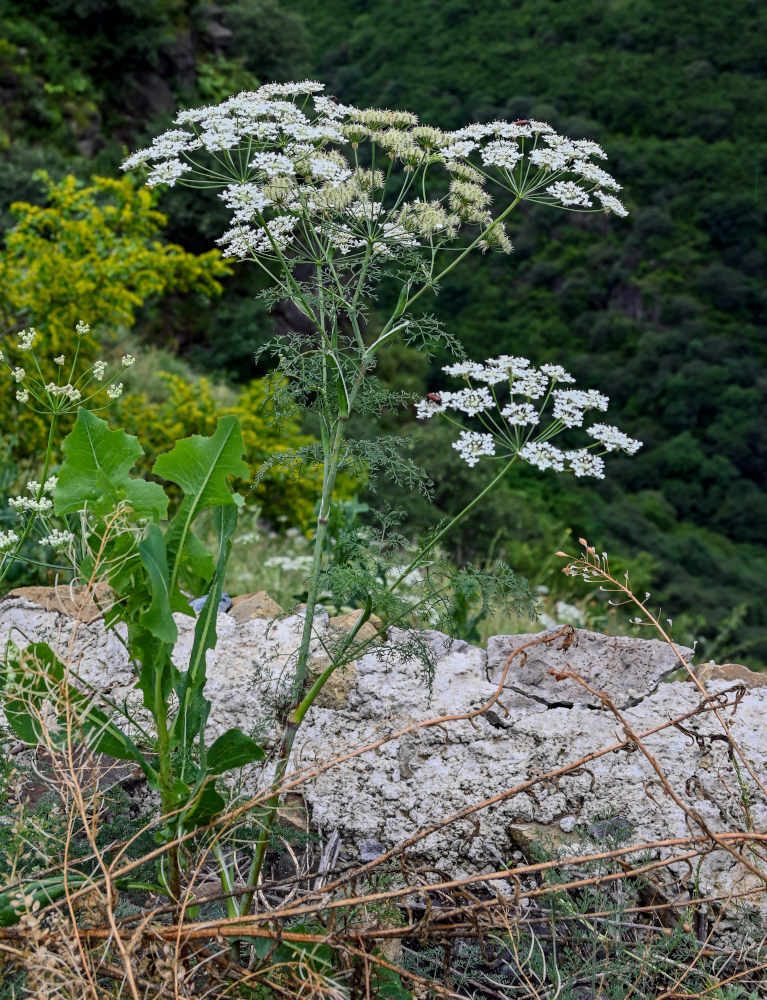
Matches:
[426,393,442,404]
[514,119,530,126]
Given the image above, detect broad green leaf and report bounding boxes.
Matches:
[180,778,226,829]
[206,728,265,775]
[152,415,248,509]
[54,408,167,521]
[153,416,247,597]
[137,525,177,643]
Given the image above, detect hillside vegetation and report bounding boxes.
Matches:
[0,0,765,660]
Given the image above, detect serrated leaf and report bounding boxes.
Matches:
[54,409,167,520]
[206,728,265,775]
[152,415,248,509]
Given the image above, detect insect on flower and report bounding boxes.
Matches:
[426,393,442,404]
[514,120,530,126]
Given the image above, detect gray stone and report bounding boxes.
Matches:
[486,628,693,709]
[358,838,386,862]
[0,590,762,944]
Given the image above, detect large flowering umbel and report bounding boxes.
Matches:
[417,357,641,479]
[121,82,627,267]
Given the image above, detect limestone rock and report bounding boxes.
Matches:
[7,584,113,623]
[310,656,358,710]
[1,591,762,943]
[691,662,767,687]
[486,628,693,709]
[328,611,385,644]
[229,591,283,622]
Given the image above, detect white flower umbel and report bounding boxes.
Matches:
[121,81,628,280]
[39,529,75,550]
[452,430,496,467]
[418,354,641,480]
[586,423,643,454]
[501,402,539,426]
[566,449,606,479]
[0,530,19,552]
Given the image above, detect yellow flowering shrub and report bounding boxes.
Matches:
[118,373,353,530]
[0,172,231,456]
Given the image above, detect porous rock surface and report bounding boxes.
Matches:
[1,587,765,937]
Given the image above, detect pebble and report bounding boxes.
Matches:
[188,592,232,614]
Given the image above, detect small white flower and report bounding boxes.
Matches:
[553,389,609,427]
[39,529,75,550]
[481,139,522,170]
[9,495,53,514]
[15,389,29,404]
[511,369,549,399]
[442,361,485,379]
[447,386,494,416]
[452,430,495,467]
[540,364,575,383]
[546,181,592,208]
[517,441,566,472]
[54,355,66,365]
[43,476,58,494]
[146,159,192,187]
[529,147,569,171]
[120,354,136,368]
[594,190,628,217]
[415,395,448,419]
[107,383,124,400]
[566,449,606,479]
[219,183,272,222]
[571,159,621,190]
[0,529,19,551]
[501,402,539,426]
[12,367,25,383]
[17,327,36,351]
[92,360,107,380]
[76,321,90,337]
[26,480,41,496]
[586,423,643,455]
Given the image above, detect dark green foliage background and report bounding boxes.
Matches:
[1,0,765,661]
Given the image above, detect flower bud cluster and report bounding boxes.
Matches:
[417,356,642,479]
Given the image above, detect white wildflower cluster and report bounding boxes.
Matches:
[2,323,132,412]
[586,422,643,454]
[122,81,627,268]
[39,529,75,550]
[452,430,496,467]
[9,495,53,514]
[17,327,37,351]
[0,530,19,552]
[445,117,627,217]
[416,355,641,480]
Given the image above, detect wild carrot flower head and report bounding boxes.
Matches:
[121,82,627,268]
[417,356,641,479]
